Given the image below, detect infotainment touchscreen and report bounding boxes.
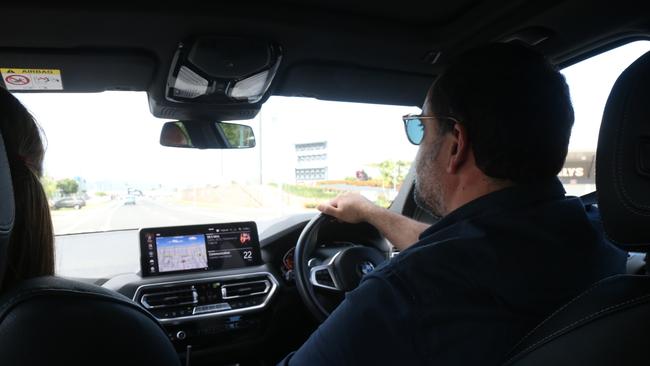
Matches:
[139,222,261,277]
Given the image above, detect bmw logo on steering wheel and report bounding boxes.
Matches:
[359,261,375,276]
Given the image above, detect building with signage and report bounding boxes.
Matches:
[558,151,596,196]
[295,141,328,182]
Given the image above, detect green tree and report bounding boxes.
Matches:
[373,160,411,189]
[220,123,254,148]
[394,160,410,185]
[56,178,79,195]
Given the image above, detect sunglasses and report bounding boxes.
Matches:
[402,114,459,145]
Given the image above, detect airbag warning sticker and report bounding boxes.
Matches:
[1,68,63,90]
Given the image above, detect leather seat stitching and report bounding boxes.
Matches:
[611,69,650,212]
[505,277,619,354]
[505,292,650,364]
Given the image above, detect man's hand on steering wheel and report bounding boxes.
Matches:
[317,192,379,224]
[318,192,429,251]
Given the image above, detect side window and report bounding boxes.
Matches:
[560,40,650,195]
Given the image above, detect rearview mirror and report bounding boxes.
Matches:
[160,121,255,149]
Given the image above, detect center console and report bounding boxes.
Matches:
[133,222,279,346]
[133,272,278,323]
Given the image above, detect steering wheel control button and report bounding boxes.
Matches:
[315,270,335,287]
[310,265,340,291]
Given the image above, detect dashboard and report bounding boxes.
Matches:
[134,222,276,327]
[99,214,318,363]
[94,214,389,364]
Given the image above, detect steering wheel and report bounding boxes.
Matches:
[294,213,388,322]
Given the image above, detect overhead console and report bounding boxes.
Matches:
[166,37,281,104]
[149,36,282,121]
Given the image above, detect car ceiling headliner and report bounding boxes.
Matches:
[0,0,648,119]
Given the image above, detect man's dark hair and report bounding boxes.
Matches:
[430,42,574,183]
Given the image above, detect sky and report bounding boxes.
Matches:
[561,40,650,150]
[14,40,650,191]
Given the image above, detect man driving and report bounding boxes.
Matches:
[280,43,626,365]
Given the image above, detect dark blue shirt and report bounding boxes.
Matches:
[280,179,626,365]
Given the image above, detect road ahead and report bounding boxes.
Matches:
[51,197,299,235]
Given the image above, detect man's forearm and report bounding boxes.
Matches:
[365,207,429,251]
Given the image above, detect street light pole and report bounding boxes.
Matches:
[259,109,263,185]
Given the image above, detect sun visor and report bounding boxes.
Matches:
[275,63,433,107]
[0,49,155,92]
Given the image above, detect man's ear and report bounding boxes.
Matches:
[446,123,470,174]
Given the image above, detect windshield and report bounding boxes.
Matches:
[19,94,419,236]
[17,93,420,276]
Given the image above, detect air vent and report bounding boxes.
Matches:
[221,280,270,299]
[140,285,198,309]
[133,272,279,323]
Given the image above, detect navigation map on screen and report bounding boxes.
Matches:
[156,234,208,272]
[140,222,261,276]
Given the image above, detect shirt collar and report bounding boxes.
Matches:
[418,177,566,239]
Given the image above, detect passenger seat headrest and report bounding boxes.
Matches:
[596,50,650,250]
[0,129,15,286]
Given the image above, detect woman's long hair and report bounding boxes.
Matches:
[0,87,54,291]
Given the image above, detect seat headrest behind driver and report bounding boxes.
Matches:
[596,50,650,250]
